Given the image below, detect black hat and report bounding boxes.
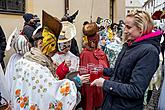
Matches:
[23,13,34,22]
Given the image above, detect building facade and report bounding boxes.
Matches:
[143,0,165,15]
[125,0,143,15]
[0,0,125,65]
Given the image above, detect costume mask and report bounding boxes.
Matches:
[87,33,99,49]
[58,40,71,53]
[41,27,57,56]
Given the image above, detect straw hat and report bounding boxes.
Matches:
[58,21,76,43]
[83,22,99,36]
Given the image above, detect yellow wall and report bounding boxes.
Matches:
[0,0,125,66]
[113,0,126,23]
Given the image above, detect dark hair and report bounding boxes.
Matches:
[83,21,89,25]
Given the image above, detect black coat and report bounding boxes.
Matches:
[0,26,6,62]
[102,34,161,110]
[70,38,79,56]
[22,23,36,45]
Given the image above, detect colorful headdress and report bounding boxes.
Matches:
[83,22,99,37]
[57,21,76,52]
[58,21,76,43]
[41,10,62,56]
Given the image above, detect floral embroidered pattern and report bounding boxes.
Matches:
[60,82,70,96]
[15,89,29,108]
[30,104,40,110]
[12,59,77,110]
[48,101,63,110]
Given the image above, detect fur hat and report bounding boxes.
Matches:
[58,21,76,43]
[23,13,34,22]
[83,22,99,37]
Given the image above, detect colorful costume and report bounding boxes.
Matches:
[80,22,109,110]
[10,11,78,110]
[11,48,77,110]
[80,48,109,110]
[52,21,79,79]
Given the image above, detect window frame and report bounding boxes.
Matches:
[0,0,25,15]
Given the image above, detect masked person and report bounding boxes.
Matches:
[80,22,109,110]
[91,10,162,110]
[52,21,79,79]
[61,11,80,57]
[52,21,89,90]
[10,11,77,110]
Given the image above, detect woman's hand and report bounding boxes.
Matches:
[77,74,90,84]
[90,78,105,87]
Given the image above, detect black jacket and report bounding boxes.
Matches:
[70,38,79,56]
[22,23,36,45]
[0,26,6,62]
[102,33,161,110]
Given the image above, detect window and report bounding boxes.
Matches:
[148,2,150,8]
[151,1,153,6]
[0,0,25,14]
[109,0,113,23]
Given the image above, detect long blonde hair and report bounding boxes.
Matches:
[126,10,154,35]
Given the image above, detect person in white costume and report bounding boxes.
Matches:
[52,21,79,78]
[10,11,77,110]
[0,64,10,106]
[5,28,30,93]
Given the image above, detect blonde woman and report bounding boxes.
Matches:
[91,10,162,110]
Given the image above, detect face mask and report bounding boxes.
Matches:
[58,41,71,52]
[87,34,99,48]
[41,27,57,56]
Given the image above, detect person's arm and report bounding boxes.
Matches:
[72,74,90,89]
[72,76,82,89]
[56,62,69,80]
[103,68,114,77]
[102,49,159,99]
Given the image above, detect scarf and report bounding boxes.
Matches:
[23,47,58,79]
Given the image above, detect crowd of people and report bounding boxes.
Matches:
[0,10,165,110]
